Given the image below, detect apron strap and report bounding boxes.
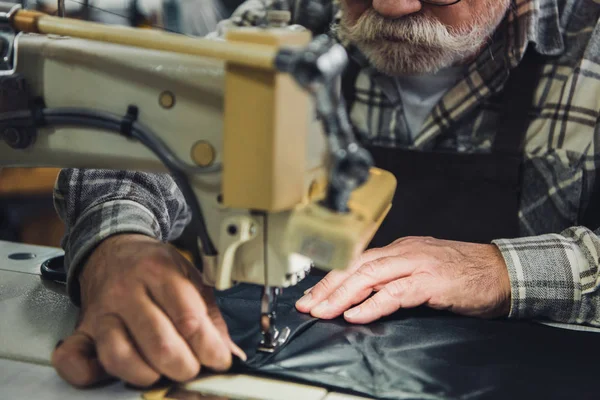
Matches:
[582,166,600,228]
[493,48,547,155]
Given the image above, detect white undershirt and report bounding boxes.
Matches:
[395,66,465,139]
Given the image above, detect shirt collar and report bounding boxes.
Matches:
[505,0,564,67]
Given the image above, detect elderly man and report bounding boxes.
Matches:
[52,0,600,389]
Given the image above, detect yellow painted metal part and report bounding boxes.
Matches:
[348,167,396,230]
[142,388,171,400]
[222,28,312,212]
[284,167,397,270]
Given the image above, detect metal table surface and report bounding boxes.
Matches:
[0,240,369,400]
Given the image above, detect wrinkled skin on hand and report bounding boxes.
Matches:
[296,237,511,324]
[51,234,245,388]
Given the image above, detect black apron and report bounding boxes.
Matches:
[342,50,545,246]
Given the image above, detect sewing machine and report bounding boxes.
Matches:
[0,1,395,352]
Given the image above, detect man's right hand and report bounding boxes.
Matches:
[51,234,245,387]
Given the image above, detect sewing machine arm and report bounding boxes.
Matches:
[0,3,396,351]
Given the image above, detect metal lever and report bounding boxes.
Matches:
[275,35,373,213]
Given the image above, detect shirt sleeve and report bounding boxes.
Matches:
[493,226,600,326]
[53,169,191,305]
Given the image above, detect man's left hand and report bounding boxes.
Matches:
[295,237,511,323]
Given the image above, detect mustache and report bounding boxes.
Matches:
[341,8,482,50]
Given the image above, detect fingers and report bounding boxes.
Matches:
[151,276,232,372]
[309,256,415,319]
[118,289,200,382]
[51,331,109,387]
[228,339,247,362]
[296,270,351,312]
[198,289,247,362]
[61,237,242,389]
[201,288,247,362]
[94,314,160,387]
[295,247,390,313]
[344,277,430,324]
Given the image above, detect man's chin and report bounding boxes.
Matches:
[357,41,456,76]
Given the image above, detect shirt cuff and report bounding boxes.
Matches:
[493,233,585,324]
[64,200,161,306]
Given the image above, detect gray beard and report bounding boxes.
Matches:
[338,3,509,75]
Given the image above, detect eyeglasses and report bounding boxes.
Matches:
[420,0,462,5]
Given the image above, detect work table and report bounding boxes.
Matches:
[0,240,369,400]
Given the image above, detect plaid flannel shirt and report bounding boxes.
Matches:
[55,0,600,325]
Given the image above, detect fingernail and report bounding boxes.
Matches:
[54,340,64,350]
[304,286,314,295]
[311,300,329,317]
[344,307,361,318]
[296,292,312,308]
[231,342,247,362]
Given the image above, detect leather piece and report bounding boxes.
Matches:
[216,275,600,400]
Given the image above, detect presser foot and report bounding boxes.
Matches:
[257,286,290,353]
[258,325,291,353]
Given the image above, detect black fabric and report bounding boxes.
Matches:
[217,275,600,400]
[343,49,544,247]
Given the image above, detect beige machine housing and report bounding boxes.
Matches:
[0,11,396,290]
